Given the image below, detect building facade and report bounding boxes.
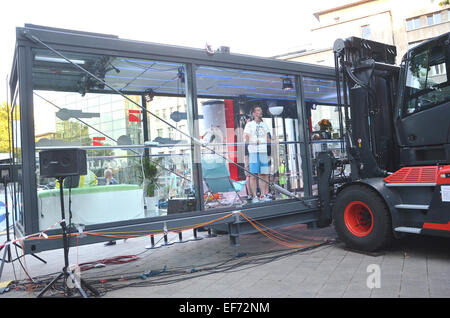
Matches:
[278,0,450,66]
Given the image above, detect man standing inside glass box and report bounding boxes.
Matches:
[244,105,272,203]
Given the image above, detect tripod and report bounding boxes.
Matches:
[0,180,47,281]
[37,176,99,298]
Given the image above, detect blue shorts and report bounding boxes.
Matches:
[249,152,270,175]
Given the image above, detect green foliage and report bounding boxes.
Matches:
[0,102,19,153]
[142,156,162,197]
[55,120,90,144]
[439,0,449,6]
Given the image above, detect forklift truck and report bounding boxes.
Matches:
[317,32,450,251]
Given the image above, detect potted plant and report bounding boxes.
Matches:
[142,157,162,217]
[318,119,333,139]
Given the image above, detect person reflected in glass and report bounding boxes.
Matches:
[104,168,118,185]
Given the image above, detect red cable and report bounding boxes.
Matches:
[78,255,139,271]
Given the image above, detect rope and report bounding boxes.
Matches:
[24,213,235,241]
[239,212,323,248]
[78,255,139,272]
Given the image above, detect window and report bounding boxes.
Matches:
[157,128,163,137]
[429,63,446,77]
[361,25,371,40]
[406,17,421,30]
[435,12,442,24]
[427,12,442,26]
[414,17,422,28]
[403,45,449,116]
[406,19,413,31]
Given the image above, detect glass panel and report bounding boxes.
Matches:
[311,105,343,141]
[309,104,348,195]
[304,76,345,196]
[195,65,303,208]
[10,84,24,227]
[404,45,449,116]
[32,48,192,228]
[146,94,193,218]
[34,92,149,230]
[303,77,340,105]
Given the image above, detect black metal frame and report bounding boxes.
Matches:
[10,24,339,254]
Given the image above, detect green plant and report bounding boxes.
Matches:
[318,119,333,132]
[142,157,161,197]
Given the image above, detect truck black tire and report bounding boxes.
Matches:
[332,184,393,252]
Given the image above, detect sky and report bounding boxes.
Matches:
[0,0,339,104]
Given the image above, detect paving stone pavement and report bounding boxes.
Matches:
[0,223,450,298]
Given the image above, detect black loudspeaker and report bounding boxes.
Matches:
[0,164,22,183]
[167,198,197,215]
[39,149,87,178]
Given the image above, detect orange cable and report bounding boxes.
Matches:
[239,213,300,244]
[240,212,321,243]
[239,213,320,248]
[83,212,235,240]
[23,213,234,241]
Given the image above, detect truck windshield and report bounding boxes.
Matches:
[403,43,449,116]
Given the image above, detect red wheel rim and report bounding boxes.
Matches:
[344,201,374,237]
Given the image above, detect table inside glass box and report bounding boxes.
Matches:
[311,139,346,159]
[37,184,145,230]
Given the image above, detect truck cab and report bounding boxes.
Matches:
[395,32,450,166]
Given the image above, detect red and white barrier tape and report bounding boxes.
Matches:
[0,219,65,249]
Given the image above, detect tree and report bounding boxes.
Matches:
[0,102,20,154]
[440,0,450,6]
[55,120,90,144]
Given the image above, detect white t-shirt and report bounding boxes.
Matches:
[244,120,270,153]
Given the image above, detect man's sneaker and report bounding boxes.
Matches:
[247,194,253,201]
[104,241,116,246]
[260,195,272,202]
[251,196,260,204]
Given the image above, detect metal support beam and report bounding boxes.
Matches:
[316,152,335,228]
[185,63,204,212]
[17,44,39,234]
[296,75,313,197]
[141,95,150,157]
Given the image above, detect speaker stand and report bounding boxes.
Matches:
[0,181,47,281]
[37,177,99,298]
